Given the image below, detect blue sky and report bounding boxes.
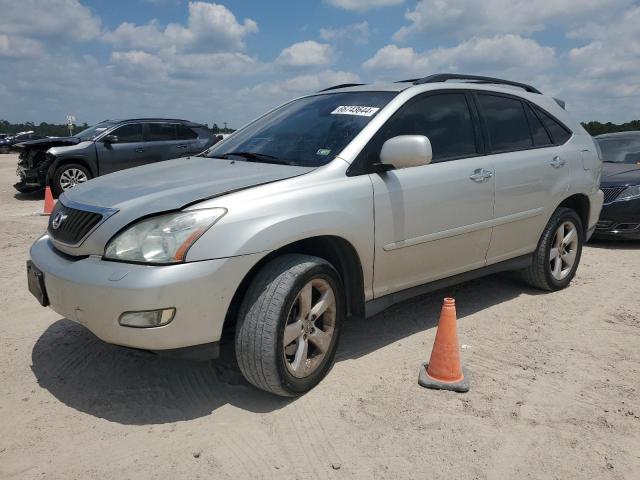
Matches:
[1,0,639,128]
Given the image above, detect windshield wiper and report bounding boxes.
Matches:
[217,151,294,165]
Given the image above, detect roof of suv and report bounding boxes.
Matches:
[103,118,206,127]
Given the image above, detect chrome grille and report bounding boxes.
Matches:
[48,202,103,245]
[601,186,627,204]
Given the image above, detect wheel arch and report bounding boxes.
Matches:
[221,235,366,342]
[47,156,97,183]
[557,193,590,236]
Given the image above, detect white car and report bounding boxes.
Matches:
[28,73,603,396]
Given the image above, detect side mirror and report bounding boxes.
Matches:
[379,135,432,171]
[103,134,119,144]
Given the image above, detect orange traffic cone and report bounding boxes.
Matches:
[42,185,55,216]
[418,297,470,392]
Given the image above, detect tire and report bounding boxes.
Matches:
[522,207,584,291]
[235,254,345,396]
[51,163,92,196]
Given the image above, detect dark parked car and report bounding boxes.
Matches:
[0,131,47,154]
[14,118,216,195]
[594,131,640,239]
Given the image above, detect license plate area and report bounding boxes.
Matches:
[27,260,49,307]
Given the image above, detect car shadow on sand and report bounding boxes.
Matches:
[14,190,44,202]
[31,271,539,425]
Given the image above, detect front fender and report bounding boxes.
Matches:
[184,171,375,293]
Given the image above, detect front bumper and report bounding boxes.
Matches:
[29,235,264,351]
[593,196,640,240]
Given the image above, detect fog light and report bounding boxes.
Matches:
[119,308,176,328]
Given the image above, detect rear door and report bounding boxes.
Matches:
[176,124,206,155]
[476,93,571,263]
[369,92,495,297]
[143,122,189,162]
[95,122,148,174]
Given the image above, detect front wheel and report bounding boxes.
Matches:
[522,207,583,291]
[235,254,344,396]
[52,163,92,196]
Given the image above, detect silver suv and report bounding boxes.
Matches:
[28,74,603,396]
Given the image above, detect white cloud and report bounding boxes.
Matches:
[0,34,44,58]
[363,35,555,78]
[394,0,630,40]
[103,1,258,52]
[564,5,640,101]
[110,48,264,80]
[320,21,370,44]
[325,0,403,11]
[241,70,360,98]
[276,41,335,68]
[0,0,101,41]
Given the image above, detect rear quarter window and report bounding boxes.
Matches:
[535,108,572,144]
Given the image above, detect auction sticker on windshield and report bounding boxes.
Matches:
[331,106,380,117]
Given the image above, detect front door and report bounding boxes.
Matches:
[96,122,149,174]
[368,92,495,297]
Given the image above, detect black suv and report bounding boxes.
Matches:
[14,118,216,195]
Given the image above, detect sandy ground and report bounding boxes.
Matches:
[0,152,638,479]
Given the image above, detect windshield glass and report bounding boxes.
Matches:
[206,91,398,167]
[75,121,116,141]
[596,136,640,163]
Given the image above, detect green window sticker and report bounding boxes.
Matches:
[316,148,331,156]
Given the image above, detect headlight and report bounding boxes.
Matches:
[105,208,227,264]
[617,185,640,202]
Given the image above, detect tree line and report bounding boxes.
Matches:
[0,120,235,137]
[1,118,637,138]
[581,120,640,136]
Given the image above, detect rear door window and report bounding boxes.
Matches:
[535,108,572,145]
[177,125,198,140]
[146,123,177,141]
[477,94,532,152]
[111,123,143,143]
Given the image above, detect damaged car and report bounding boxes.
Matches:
[14,118,216,195]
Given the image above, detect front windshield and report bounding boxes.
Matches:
[597,136,640,164]
[206,91,398,167]
[75,121,116,142]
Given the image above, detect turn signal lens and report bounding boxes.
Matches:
[119,308,176,328]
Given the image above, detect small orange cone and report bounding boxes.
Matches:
[43,185,55,216]
[418,297,470,392]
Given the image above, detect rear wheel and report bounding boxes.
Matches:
[522,207,583,291]
[52,163,92,196]
[235,254,344,396]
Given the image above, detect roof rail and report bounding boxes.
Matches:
[318,83,366,92]
[410,73,542,94]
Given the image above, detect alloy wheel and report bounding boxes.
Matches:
[283,278,336,378]
[59,168,88,191]
[549,221,578,281]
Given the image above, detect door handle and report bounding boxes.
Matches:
[469,168,493,183]
[135,147,145,153]
[550,156,566,168]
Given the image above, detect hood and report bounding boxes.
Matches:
[53,156,315,257]
[601,162,640,186]
[14,136,79,151]
[64,156,314,211]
